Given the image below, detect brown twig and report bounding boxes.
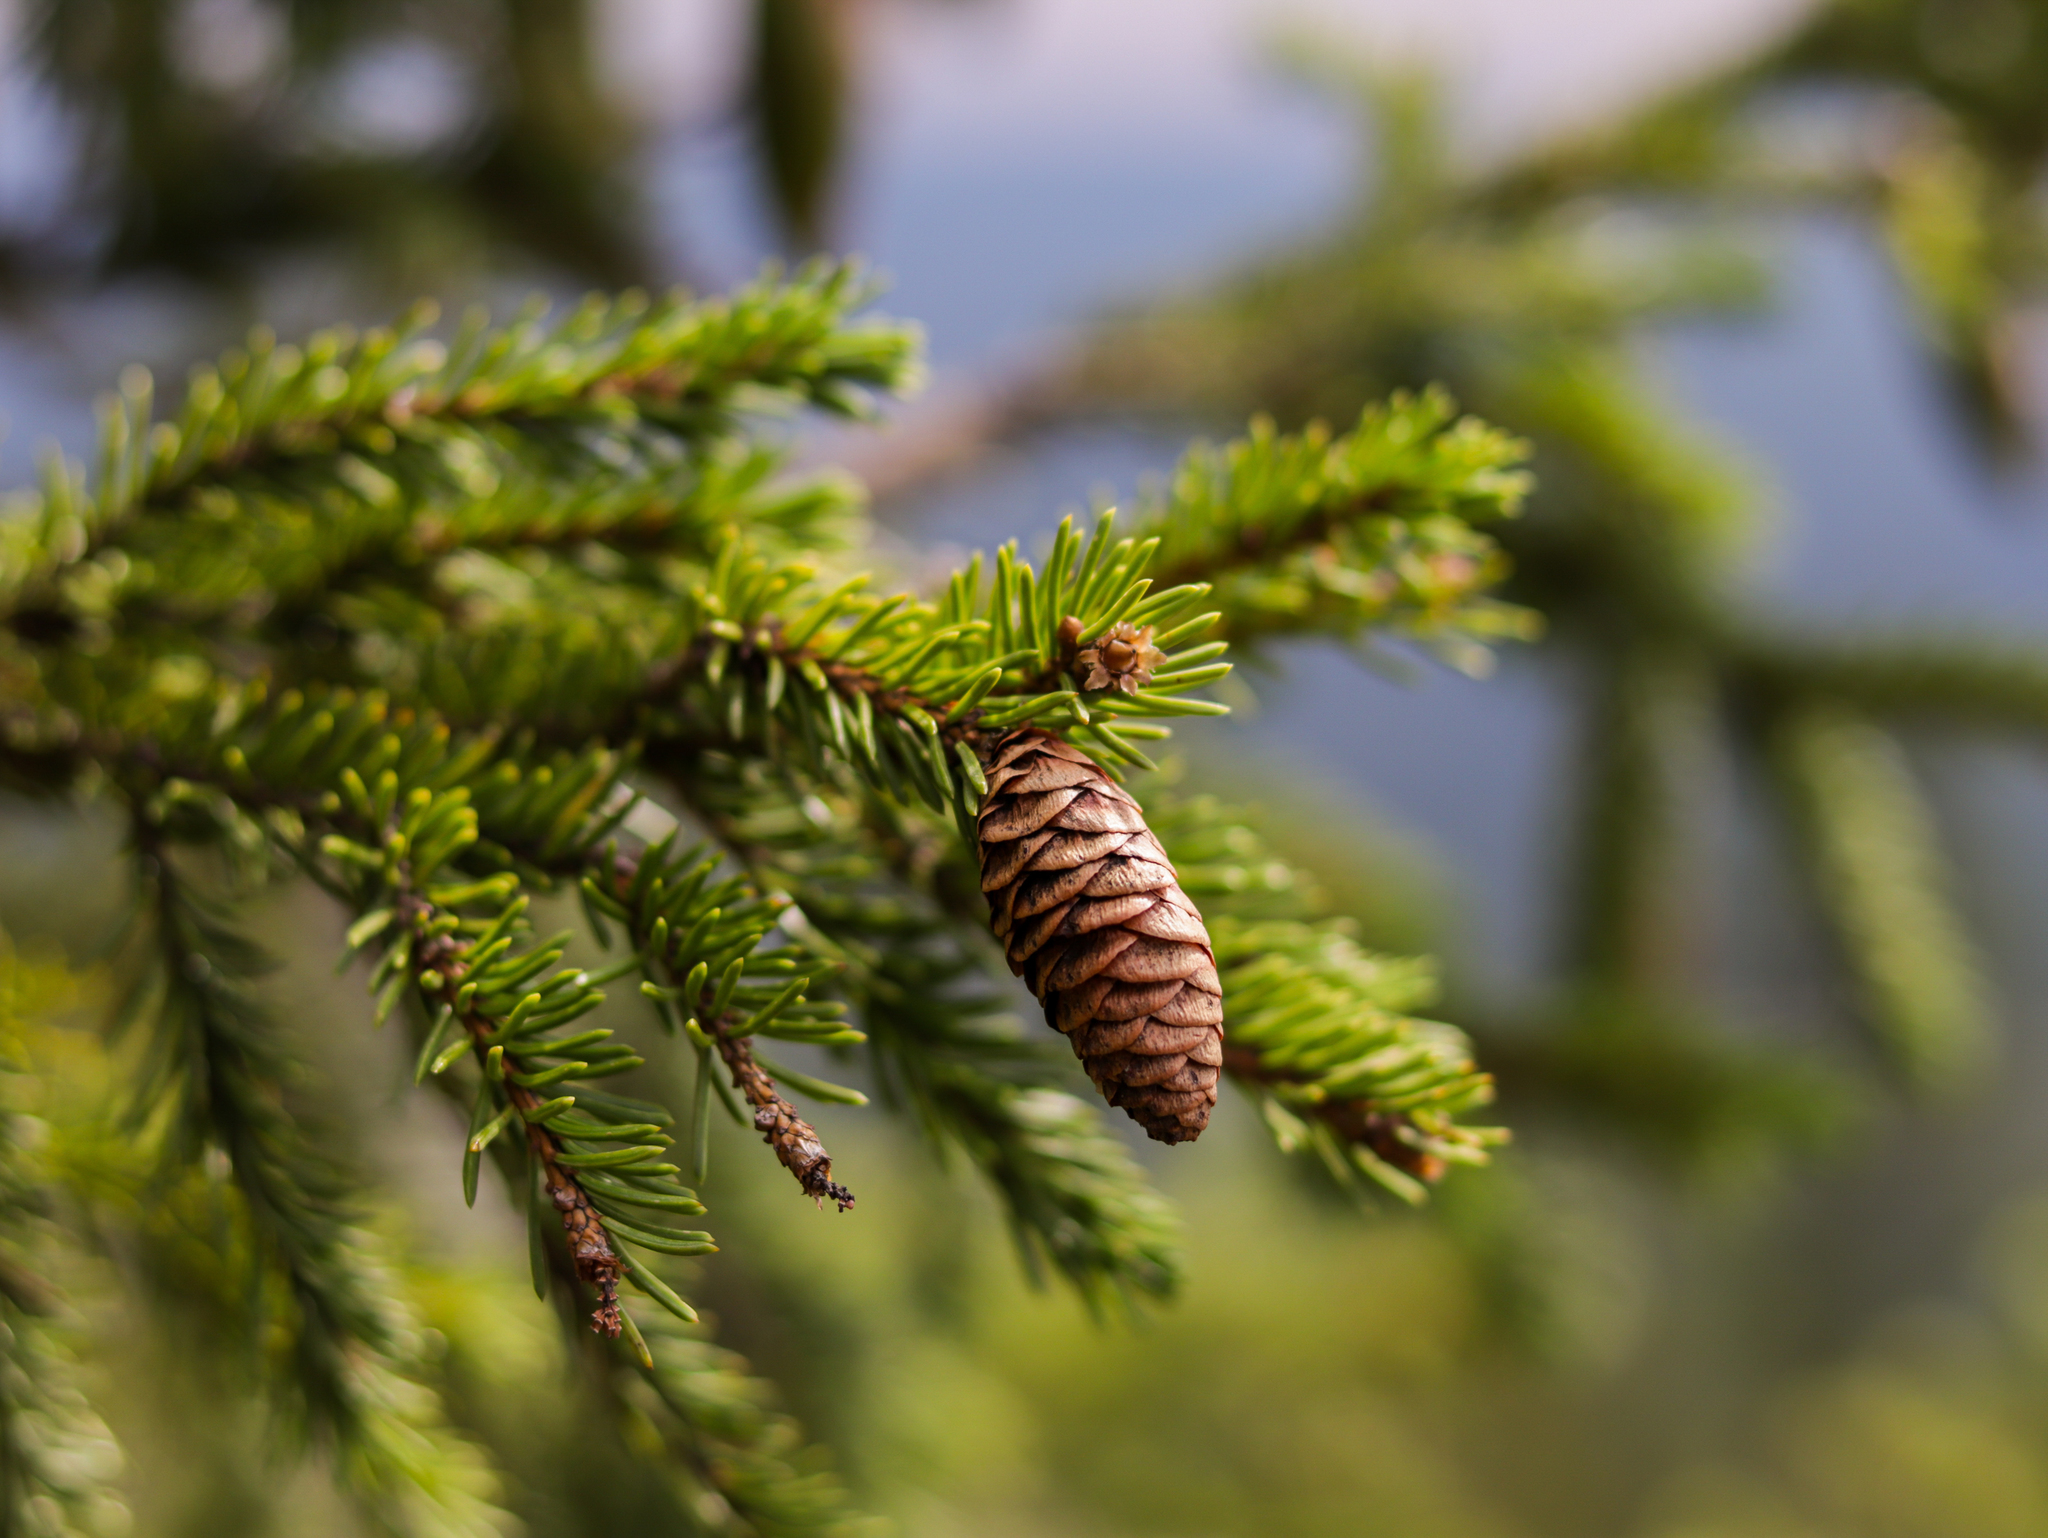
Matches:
[401,892,625,1336]
[711,1025,854,1211]
[598,851,855,1214]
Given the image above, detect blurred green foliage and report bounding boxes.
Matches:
[5,0,856,295]
[1761,0,2048,446]
[13,0,650,291]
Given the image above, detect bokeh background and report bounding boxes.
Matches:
[10,0,2048,1533]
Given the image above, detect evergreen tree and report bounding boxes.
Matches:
[0,263,1524,1531]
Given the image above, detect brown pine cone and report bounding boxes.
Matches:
[974,728,1223,1142]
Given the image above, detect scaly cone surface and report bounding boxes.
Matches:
[975,728,1223,1142]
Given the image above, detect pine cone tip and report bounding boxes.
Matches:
[1062,616,1167,696]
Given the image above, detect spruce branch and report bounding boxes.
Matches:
[118,820,514,1537]
[624,1308,871,1538]
[217,710,722,1347]
[662,731,1504,1205]
[1732,635,2048,737]
[0,263,919,640]
[931,1075,1183,1307]
[0,267,1557,1525]
[194,684,862,1305]
[582,840,857,1212]
[0,1279,121,1538]
[654,748,1184,1304]
[0,942,127,1538]
[1764,702,1992,1087]
[379,845,870,1531]
[62,687,709,1352]
[1152,794,1506,1200]
[28,467,1515,1208]
[1135,388,1537,652]
[396,892,636,1337]
[75,679,856,1242]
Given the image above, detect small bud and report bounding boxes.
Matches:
[1075,622,1167,696]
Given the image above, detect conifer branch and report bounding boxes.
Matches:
[396,892,633,1336]
[0,1277,120,1538]
[711,1025,856,1212]
[1764,703,1991,1087]
[0,944,127,1538]
[25,481,1513,1213]
[0,263,918,640]
[1152,795,1506,1200]
[582,842,856,1212]
[391,856,871,1533]
[652,748,1184,1304]
[72,693,707,1351]
[624,1309,870,1537]
[1135,388,1536,650]
[223,718,719,1347]
[1733,635,2048,736]
[120,821,515,1536]
[934,1075,1184,1305]
[0,272,1548,1522]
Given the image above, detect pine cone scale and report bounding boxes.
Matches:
[997,759,1103,794]
[1067,891,1156,930]
[981,787,1085,841]
[1036,927,1139,990]
[973,727,1224,1143]
[1029,830,1135,870]
[1008,904,1080,963]
[1133,1021,1219,1056]
[1015,861,1111,913]
[1103,937,1204,984]
[1080,860,1174,898]
[1073,1016,1149,1053]
[1153,987,1224,1026]
[981,832,1056,890]
[1093,978,1185,1020]
[1057,797,1149,835]
[1127,902,1208,942]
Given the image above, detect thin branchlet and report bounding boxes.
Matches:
[713,1025,854,1211]
[399,893,625,1335]
[597,851,854,1211]
[1222,1044,1449,1183]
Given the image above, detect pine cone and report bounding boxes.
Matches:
[974,728,1223,1142]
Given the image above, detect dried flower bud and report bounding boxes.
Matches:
[1072,620,1166,696]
